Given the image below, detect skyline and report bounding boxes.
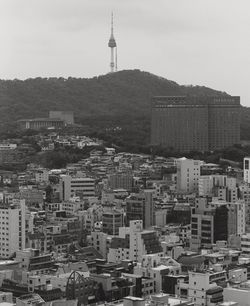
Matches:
[1,0,250,106]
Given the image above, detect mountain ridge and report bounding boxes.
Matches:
[0,69,227,122]
[0,69,249,141]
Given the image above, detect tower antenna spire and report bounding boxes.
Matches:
[111,12,114,35]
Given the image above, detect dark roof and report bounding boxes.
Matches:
[206,286,223,294]
[178,255,205,265]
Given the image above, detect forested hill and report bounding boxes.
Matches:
[0,69,250,141]
[0,69,225,122]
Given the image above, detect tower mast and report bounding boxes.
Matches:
[108,12,117,73]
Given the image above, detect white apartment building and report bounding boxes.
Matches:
[60,175,95,201]
[177,158,201,194]
[0,199,26,258]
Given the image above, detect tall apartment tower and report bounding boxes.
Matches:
[176,158,201,194]
[0,199,26,258]
[151,96,240,152]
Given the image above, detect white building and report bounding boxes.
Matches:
[134,254,181,293]
[177,158,201,194]
[0,199,26,258]
[179,269,226,306]
[60,175,95,201]
[199,175,237,200]
[108,220,163,263]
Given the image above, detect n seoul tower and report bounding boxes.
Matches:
[108,13,117,73]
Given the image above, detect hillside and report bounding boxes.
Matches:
[0,69,226,121]
[0,69,249,146]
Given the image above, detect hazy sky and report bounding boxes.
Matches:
[1,0,250,106]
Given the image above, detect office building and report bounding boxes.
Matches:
[151,96,240,152]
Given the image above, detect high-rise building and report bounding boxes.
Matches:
[151,96,240,152]
[0,199,26,258]
[126,190,155,229]
[176,158,201,194]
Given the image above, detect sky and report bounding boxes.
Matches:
[1,0,250,106]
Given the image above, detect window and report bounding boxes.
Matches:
[245,160,249,170]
